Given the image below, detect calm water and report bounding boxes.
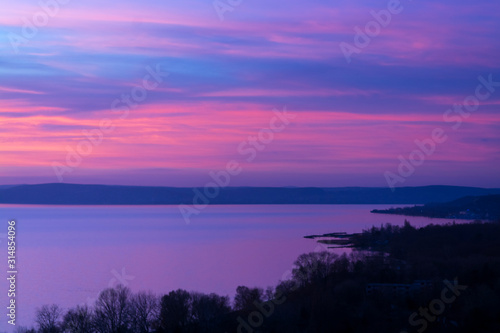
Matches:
[0,204,465,330]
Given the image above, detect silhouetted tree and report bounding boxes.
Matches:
[63,305,94,333]
[191,293,231,332]
[35,304,63,333]
[275,279,297,296]
[129,291,160,333]
[292,251,338,286]
[14,327,36,333]
[233,286,263,311]
[22,221,500,333]
[264,286,275,301]
[159,289,192,333]
[94,285,131,333]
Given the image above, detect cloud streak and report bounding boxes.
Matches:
[1,0,499,187]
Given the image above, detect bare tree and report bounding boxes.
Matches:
[129,291,160,333]
[35,304,63,333]
[63,305,94,333]
[94,284,131,333]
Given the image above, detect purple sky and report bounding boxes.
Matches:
[1,0,499,187]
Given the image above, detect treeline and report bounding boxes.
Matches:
[17,287,231,333]
[17,251,351,333]
[371,194,500,220]
[350,219,500,264]
[18,221,500,333]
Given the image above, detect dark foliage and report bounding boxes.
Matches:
[30,221,500,333]
[372,194,500,220]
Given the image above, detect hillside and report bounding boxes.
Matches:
[0,183,500,205]
[371,194,500,220]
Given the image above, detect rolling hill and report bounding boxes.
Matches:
[1,183,500,205]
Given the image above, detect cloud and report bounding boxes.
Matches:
[1,0,499,186]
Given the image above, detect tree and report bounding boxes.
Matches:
[191,293,231,332]
[159,289,192,332]
[94,284,131,333]
[264,286,275,302]
[35,304,63,333]
[275,279,297,296]
[233,286,263,311]
[63,305,94,333]
[292,251,338,286]
[14,327,36,333]
[129,291,160,333]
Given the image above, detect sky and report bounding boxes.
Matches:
[0,0,499,188]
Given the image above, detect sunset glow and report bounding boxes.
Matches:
[1,0,499,187]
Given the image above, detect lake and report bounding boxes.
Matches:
[0,204,466,330]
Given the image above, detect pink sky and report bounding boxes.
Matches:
[1,0,499,187]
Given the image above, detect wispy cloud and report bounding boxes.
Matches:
[1,0,499,186]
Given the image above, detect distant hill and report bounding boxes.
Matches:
[371,194,500,220]
[1,183,500,205]
[0,185,21,189]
